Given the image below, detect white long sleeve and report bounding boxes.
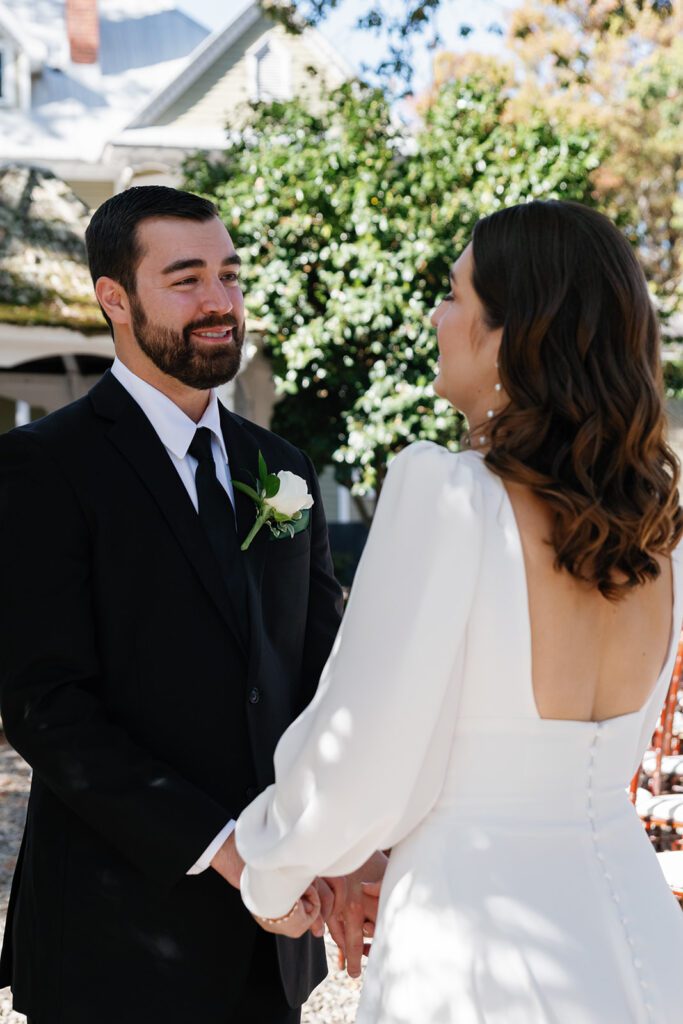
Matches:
[236,442,484,918]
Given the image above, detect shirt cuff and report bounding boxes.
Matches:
[186,819,236,875]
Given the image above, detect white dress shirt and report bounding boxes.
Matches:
[111,358,236,874]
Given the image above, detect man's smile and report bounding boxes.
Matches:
[190,326,234,343]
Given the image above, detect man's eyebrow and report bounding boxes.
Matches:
[161,254,242,275]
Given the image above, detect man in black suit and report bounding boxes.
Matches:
[0,186,346,1023]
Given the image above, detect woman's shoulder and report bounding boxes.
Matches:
[387,441,490,490]
[383,442,495,522]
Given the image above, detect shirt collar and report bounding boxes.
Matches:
[111,357,228,464]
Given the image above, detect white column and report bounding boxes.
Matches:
[15,400,31,427]
[337,484,351,524]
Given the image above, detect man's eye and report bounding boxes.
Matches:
[222,273,240,283]
[174,277,197,286]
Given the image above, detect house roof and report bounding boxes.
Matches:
[125,6,352,133]
[0,163,104,330]
[1,0,352,167]
[126,3,262,130]
[0,0,210,163]
[0,5,47,68]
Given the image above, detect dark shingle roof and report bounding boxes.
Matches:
[0,163,103,330]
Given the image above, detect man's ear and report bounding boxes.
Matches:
[95,276,130,326]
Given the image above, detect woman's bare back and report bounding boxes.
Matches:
[504,480,674,722]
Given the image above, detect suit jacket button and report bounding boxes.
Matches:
[248,687,261,704]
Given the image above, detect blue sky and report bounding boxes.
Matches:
[177,0,518,93]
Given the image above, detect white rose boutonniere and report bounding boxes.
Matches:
[233,451,314,551]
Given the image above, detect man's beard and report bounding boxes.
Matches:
[130,294,245,390]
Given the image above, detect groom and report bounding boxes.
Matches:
[0,186,345,1023]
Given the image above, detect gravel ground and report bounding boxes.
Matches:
[0,734,362,1023]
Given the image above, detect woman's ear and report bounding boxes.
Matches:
[95,276,130,326]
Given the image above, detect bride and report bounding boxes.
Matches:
[232,200,683,1022]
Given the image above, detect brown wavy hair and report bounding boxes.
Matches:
[470,200,682,600]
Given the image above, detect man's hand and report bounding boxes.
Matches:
[210,831,244,889]
[324,850,388,978]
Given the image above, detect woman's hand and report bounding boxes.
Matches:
[252,883,322,938]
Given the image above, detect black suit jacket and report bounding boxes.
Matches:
[0,370,343,1023]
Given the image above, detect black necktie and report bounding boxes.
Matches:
[188,427,249,640]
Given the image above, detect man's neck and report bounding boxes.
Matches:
[114,349,210,423]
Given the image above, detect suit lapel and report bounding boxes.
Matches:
[219,404,269,681]
[90,372,248,658]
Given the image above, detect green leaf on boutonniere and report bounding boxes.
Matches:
[269,508,309,540]
[258,451,268,490]
[273,508,301,523]
[264,474,281,499]
[233,480,261,504]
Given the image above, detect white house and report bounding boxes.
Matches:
[0,0,348,205]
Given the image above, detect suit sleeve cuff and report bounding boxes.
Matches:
[186,819,236,875]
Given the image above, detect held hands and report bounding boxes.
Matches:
[323,850,388,978]
[214,831,386,967]
[212,833,335,939]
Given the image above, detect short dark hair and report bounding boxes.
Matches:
[470,199,682,599]
[85,185,218,332]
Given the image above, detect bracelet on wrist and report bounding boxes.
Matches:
[255,899,301,926]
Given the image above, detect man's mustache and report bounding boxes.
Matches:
[184,314,241,336]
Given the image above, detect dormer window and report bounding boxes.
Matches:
[247,35,292,103]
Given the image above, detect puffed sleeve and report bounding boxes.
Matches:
[236,442,483,917]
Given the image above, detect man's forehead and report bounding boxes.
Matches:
[137,215,236,262]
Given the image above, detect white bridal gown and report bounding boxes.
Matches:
[236,442,683,1024]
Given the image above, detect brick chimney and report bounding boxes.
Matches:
[66,0,100,64]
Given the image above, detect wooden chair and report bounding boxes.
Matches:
[631,632,683,872]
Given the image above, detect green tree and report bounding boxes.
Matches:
[184,77,602,505]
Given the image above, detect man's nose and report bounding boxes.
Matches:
[201,278,232,315]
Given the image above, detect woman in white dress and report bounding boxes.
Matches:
[233,200,683,1023]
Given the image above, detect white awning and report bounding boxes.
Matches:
[0,323,115,368]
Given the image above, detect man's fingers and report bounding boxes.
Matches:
[361,880,381,924]
[327,912,346,956]
[343,911,365,979]
[301,885,321,920]
[361,880,382,898]
[323,874,347,918]
[314,877,335,922]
